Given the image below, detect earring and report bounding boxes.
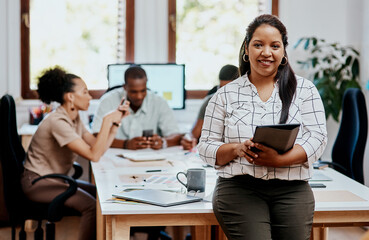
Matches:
[243,54,249,62]
[70,101,75,111]
[280,56,288,66]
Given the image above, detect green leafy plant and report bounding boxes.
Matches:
[294,37,361,122]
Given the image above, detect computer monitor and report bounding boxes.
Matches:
[107,63,186,109]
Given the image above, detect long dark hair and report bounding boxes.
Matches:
[239,14,297,124]
[37,66,80,104]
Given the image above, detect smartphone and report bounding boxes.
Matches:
[119,98,127,114]
[309,183,326,188]
[142,129,153,138]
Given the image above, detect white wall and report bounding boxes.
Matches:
[0,0,7,95]
[0,0,21,99]
[280,0,362,47]
[279,0,369,184]
[280,0,365,80]
[362,0,369,90]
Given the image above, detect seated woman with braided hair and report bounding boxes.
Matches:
[21,66,129,240]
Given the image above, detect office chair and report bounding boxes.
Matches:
[0,94,82,240]
[319,88,368,184]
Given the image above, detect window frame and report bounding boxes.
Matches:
[169,0,279,99]
[20,0,135,99]
[20,0,278,100]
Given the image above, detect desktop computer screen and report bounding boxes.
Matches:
[107,63,186,109]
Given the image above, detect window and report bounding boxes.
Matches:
[21,0,277,99]
[30,0,120,89]
[21,0,133,99]
[176,0,271,91]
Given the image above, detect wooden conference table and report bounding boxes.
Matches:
[92,147,369,240]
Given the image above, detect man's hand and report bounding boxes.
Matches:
[148,134,163,150]
[180,134,197,150]
[125,137,150,150]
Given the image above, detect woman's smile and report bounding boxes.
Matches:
[258,59,274,67]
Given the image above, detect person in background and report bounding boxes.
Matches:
[92,65,182,150]
[206,65,239,96]
[181,64,239,150]
[21,66,129,240]
[198,14,327,240]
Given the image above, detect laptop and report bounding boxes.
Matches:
[309,170,333,181]
[112,189,202,207]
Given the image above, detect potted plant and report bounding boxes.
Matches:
[294,37,361,122]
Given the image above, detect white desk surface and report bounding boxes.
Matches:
[92,147,369,216]
[313,168,369,211]
[92,147,216,215]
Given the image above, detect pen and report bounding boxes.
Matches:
[146,169,162,172]
[184,149,196,155]
[115,184,145,187]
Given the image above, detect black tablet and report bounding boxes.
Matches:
[251,124,300,153]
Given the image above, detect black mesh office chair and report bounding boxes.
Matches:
[319,88,368,184]
[0,94,82,240]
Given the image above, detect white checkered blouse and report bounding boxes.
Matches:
[197,74,327,180]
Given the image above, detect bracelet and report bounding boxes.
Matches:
[162,138,168,149]
[113,122,121,127]
[123,140,128,149]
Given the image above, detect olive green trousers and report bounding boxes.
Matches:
[213,175,314,240]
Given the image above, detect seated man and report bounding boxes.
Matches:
[92,65,182,150]
[181,64,239,150]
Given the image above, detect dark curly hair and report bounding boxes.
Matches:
[37,66,80,104]
[239,14,297,124]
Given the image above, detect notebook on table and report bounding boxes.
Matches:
[112,189,202,207]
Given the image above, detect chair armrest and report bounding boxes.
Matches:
[71,161,83,180]
[32,174,78,222]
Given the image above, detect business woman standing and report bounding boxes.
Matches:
[198,14,327,240]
